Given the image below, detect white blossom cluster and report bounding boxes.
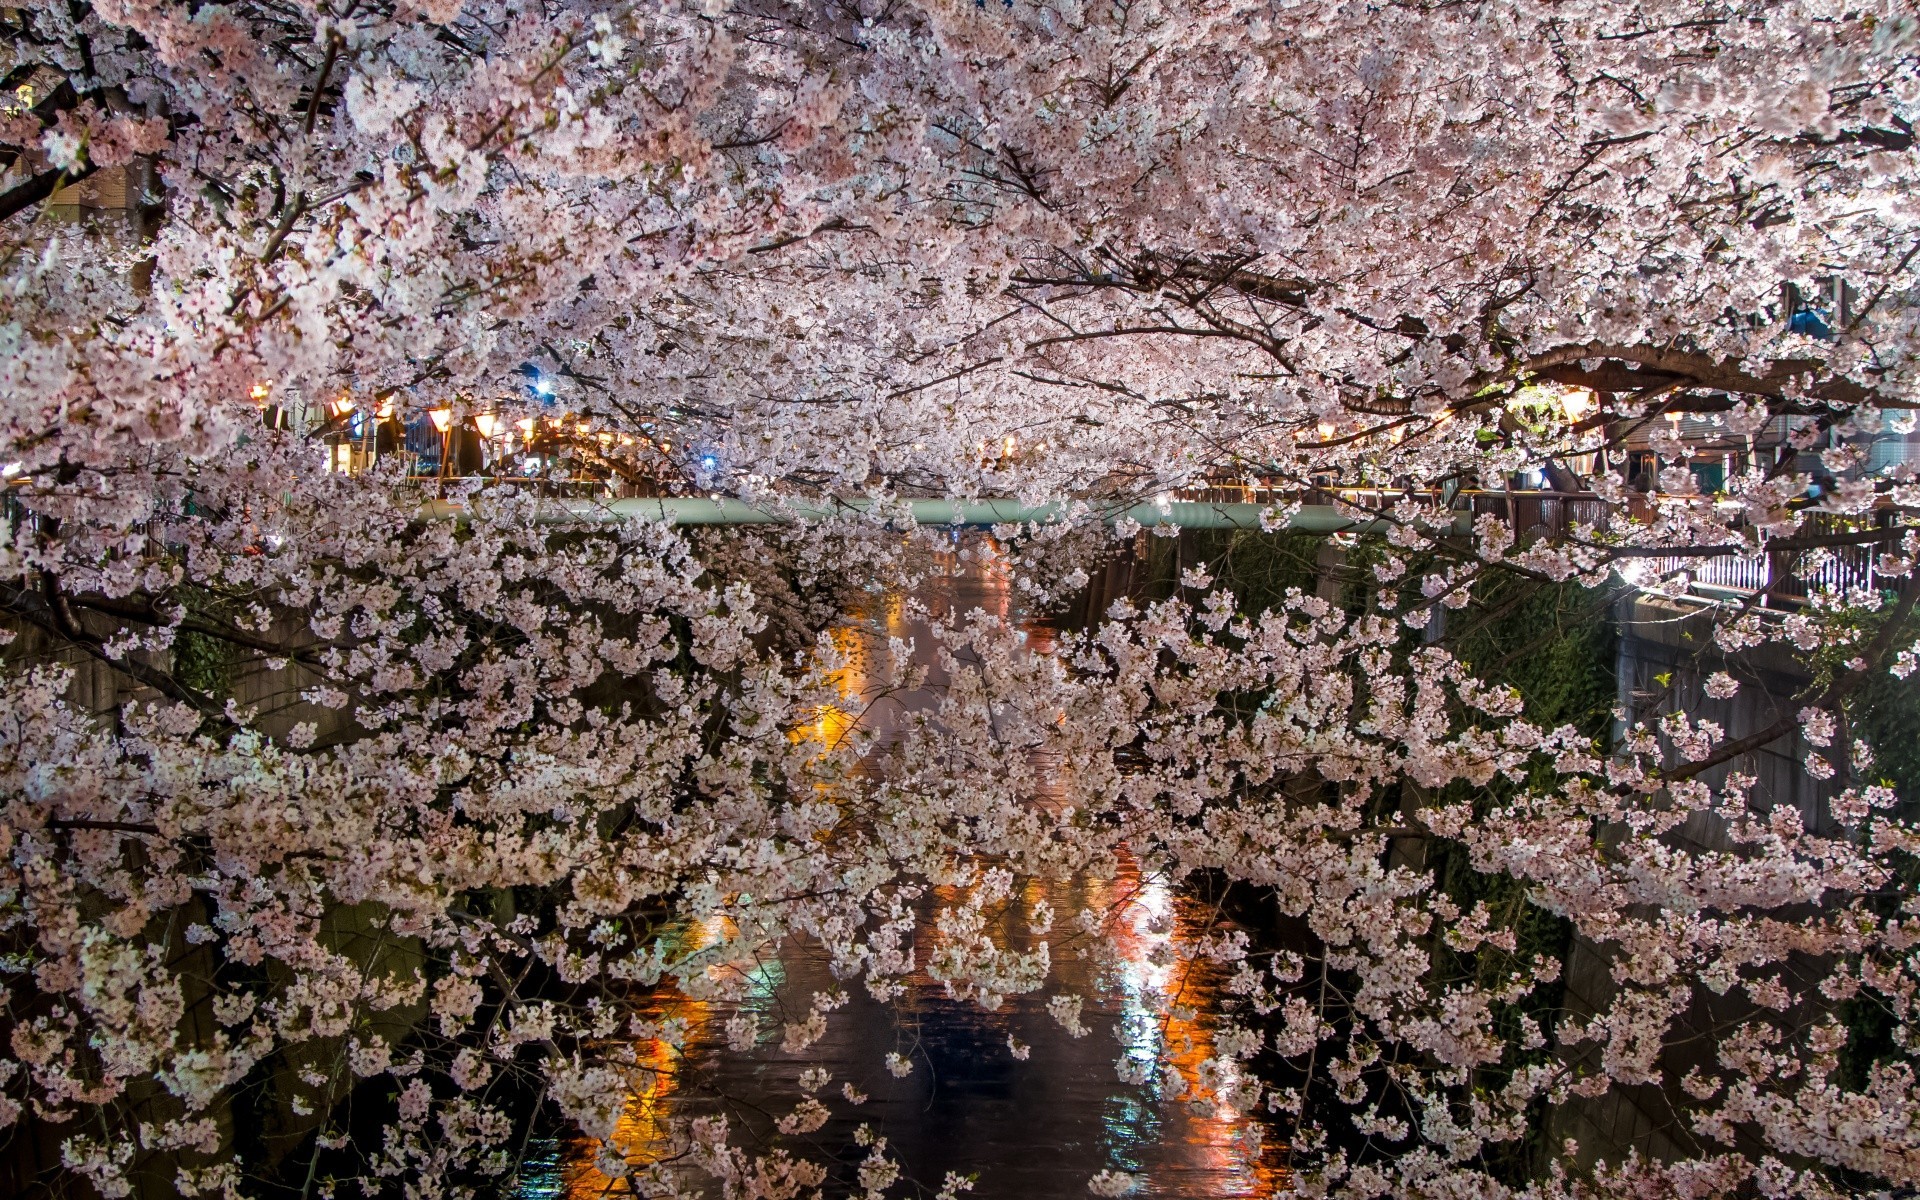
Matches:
[0,1,1918,1197]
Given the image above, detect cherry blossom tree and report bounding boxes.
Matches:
[1,0,1918,1196]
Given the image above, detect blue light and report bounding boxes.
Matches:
[1788,309,1833,340]
[699,454,720,472]
[532,377,554,397]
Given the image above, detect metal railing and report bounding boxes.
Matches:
[5,474,1894,608]
[1198,483,1892,606]
[1646,510,1890,604]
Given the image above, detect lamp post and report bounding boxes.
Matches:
[329,393,357,473]
[514,418,536,480]
[428,406,453,495]
[475,412,500,476]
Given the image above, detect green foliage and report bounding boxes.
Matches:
[1428,575,1616,1184]
[1137,526,1323,613]
[173,625,235,701]
[1836,598,1920,1094]
[1144,531,1617,1185]
[1852,660,1920,805]
[1451,573,1619,741]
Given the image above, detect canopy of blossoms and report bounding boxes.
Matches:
[1,0,1917,1196]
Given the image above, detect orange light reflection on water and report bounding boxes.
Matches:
[1093,858,1293,1196]
[557,538,1290,1197]
[560,914,754,1200]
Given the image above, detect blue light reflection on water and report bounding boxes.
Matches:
[518,544,1289,1198]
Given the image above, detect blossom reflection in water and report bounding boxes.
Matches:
[535,543,1289,1198]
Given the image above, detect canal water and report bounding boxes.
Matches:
[520,541,1290,1199]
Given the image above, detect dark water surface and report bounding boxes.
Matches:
[521,544,1290,1198]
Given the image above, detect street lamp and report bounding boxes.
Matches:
[475,412,500,476]
[428,406,453,490]
[321,394,359,473]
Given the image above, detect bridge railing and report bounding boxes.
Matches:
[1229,484,1891,606]
[3,476,1893,608]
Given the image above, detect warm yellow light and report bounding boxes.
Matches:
[1316,421,1337,440]
[250,382,271,404]
[377,397,395,419]
[516,418,536,435]
[1003,435,1017,457]
[1561,389,1591,422]
[331,394,356,417]
[474,412,499,439]
[428,407,453,433]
